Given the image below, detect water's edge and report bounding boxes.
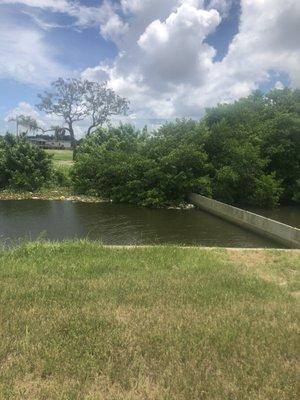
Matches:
[2,200,293,248]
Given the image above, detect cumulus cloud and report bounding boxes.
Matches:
[137,3,220,88]
[225,0,300,87]
[81,0,300,124]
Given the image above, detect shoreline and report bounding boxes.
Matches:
[2,240,298,252]
[0,188,103,203]
[0,189,194,209]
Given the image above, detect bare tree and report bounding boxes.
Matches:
[9,114,39,137]
[37,78,89,154]
[37,78,129,157]
[85,81,129,136]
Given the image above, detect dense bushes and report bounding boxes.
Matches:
[0,134,53,191]
[72,123,211,206]
[72,88,300,208]
[205,89,300,205]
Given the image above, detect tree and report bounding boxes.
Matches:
[85,81,129,136]
[9,114,39,137]
[203,88,300,206]
[37,78,89,154]
[37,78,129,156]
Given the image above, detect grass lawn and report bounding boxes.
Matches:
[45,149,73,185]
[45,149,73,166]
[0,243,299,399]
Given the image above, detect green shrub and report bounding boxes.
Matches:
[0,134,53,191]
[250,173,284,207]
[50,164,71,187]
[71,89,300,208]
[72,122,212,207]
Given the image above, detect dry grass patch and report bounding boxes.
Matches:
[227,249,300,293]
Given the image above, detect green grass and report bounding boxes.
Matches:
[45,149,73,163]
[45,149,74,180]
[0,243,299,399]
[45,149,73,186]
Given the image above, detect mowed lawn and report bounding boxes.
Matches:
[45,149,73,166]
[45,149,73,180]
[0,243,299,400]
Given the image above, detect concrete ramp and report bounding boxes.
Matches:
[189,193,300,248]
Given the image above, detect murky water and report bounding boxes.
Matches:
[0,200,292,248]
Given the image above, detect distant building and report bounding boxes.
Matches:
[27,135,72,149]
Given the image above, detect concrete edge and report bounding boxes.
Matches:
[189,193,300,249]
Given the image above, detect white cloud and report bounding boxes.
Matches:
[4,101,92,137]
[81,65,110,82]
[2,0,300,128]
[0,0,70,12]
[82,0,300,124]
[4,101,47,134]
[1,0,128,42]
[5,101,39,121]
[0,20,70,85]
[233,1,298,85]
[121,0,181,14]
[0,0,124,85]
[137,3,220,88]
[100,13,129,42]
[207,0,235,17]
[81,1,226,121]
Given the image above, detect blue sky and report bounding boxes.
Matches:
[0,0,299,135]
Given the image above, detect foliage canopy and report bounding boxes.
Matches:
[72,88,300,208]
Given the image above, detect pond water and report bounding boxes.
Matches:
[0,200,292,248]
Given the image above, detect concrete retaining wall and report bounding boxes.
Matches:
[189,193,300,248]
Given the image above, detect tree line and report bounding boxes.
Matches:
[1,87,300,208]
[71,88,300,207]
